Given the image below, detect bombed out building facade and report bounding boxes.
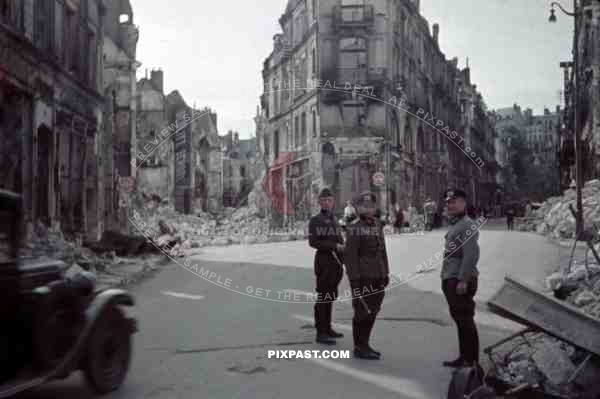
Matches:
[259,0,499,222]
[0,0,110,240]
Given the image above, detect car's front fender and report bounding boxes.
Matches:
[50,289,137,379]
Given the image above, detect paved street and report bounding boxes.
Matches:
[21,222,568,399]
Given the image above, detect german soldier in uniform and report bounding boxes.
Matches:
[308,187,345,345]
[441,189,481,368]
[344,191,390,359]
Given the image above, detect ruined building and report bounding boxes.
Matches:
[259,0,498,221]
[102,0,139,233]
[0,0,106,239]
[221,131,257,207]
[136,69,174,203]
[136,71,223,214]
[167,95,222,215]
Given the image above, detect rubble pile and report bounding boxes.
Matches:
[492,331,600,396]
[546,259,600,320]
[134,202,308,252]
[22,222,161,289]
[518,180,600,239]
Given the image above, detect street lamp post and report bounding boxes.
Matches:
[550,0,583,236]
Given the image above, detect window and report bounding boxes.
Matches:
[294,115,300,148]
[240,166,246,178]
[312,109,317,137]
[312,47,316,75]
[34,0,53,52]
[66,8,79,73]
[301,112,307,144]
[1,0,23,30]
[312,0,317,20]
[86,30,97,88]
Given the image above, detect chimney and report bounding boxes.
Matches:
[544,107,550,115]
[432,24,439,45]
[210,112,217,132]
[150,69,164,93]
[556,105,560,114]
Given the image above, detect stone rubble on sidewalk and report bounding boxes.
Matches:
[22,221,164,290]
[493,331,600,396]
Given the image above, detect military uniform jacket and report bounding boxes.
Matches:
[441,214,480,281]
[308,211,344,277]
[344,217,390,281]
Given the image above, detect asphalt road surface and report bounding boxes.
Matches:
[20,220,569,399]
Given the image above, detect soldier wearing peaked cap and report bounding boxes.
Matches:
[344,191,390,360]
[308,187,345,345]
[441,189,481,368]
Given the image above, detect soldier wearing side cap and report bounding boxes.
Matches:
[308,187,345,345]
[344,191,390,360]
[441,189,481,368]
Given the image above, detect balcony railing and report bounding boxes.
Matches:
[333,5,374,30]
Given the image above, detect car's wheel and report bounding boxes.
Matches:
[84,307,132,394]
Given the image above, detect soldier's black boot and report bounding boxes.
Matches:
[316,333,336,345]
[353,321,379,360]
[326,329,344,339]
[443,357,465,368]
[363,319,381,358]
[353,347,379,360]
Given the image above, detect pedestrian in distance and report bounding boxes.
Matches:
[441,189,481,368]
[506,206,515,231]
[308,187,345,345]
[344,191,390,360]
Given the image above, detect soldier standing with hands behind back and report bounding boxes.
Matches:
[441,189,481,368]
[308,187,345,345]
[344,191,390,359]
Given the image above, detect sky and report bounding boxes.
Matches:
[130,0,573,139]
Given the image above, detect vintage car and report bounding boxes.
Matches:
[0,189,137,397]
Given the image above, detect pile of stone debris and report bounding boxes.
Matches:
[546,259,600,320]
[22,222,163,290]
[133,202,308,254]
[517,179,600,239]
[491,330,600,397]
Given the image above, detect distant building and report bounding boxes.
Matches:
[167,95,223,215]
[136,70,174,203]
[221,131,257,207]
[455,67,499,209]
[494,103,561,199]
